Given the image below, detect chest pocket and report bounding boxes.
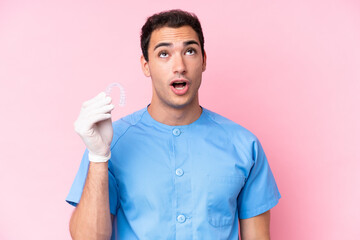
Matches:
[207,175,245,227]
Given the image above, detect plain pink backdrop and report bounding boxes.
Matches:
[1,0,359,239]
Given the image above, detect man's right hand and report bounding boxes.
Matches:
[70,91,114,239]
[74,92,115,162]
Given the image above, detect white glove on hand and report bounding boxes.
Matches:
[74,92,115,162]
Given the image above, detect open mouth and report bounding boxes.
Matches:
[171,81,187,89]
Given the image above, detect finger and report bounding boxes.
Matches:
[82,92,107,108]
[83,101,115,118]
[89,113,112,124]
[87,96,112,111]
[92,104,115,115]
[77,104,113,128]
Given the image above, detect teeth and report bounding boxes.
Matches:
[175,85,185,89]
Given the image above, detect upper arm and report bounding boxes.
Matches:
[239,210,270,240]
[237,138,281,219]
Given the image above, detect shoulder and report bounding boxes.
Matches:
[202,108,265,162]
[110,107,147,149]
[203,108,257,139]
[202,108,259,148]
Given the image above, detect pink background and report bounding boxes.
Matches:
[1,0,359,239]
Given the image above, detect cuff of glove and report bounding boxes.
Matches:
[88,151,111,163]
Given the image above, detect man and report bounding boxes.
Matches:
[67,9,281,240]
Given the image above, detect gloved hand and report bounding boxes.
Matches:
[74,92,115,162]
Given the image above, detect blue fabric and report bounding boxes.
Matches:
[66,107,281,239]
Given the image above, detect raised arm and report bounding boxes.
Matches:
[69,92,115,240]
[240,210,271,240]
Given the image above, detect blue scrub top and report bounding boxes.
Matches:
[66,107,281,239]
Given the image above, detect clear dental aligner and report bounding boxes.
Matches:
[105,82,126,107]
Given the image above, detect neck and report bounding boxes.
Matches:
[148,98,202,126]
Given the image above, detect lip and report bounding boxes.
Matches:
[170,78,190,96]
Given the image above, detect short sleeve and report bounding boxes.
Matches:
[237,138,281,219]
[66,149,120,215]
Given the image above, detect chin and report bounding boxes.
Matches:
[172,95,199,109]
[169,100,196,110]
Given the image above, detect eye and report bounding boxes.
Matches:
[158,51,169,58]
[185,48,197,55]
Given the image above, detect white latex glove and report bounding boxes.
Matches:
[74,92,115,162]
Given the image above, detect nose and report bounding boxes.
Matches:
[172,53,186,75]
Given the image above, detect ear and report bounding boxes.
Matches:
[140,55,151,77]
[202,50,207,72]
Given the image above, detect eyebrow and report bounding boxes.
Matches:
[153,40,200,51]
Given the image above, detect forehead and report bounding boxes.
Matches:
[149,26,199,47]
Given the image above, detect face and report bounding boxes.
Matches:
[141,26,206,110]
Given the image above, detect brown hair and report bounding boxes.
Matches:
[140,9,205,61]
